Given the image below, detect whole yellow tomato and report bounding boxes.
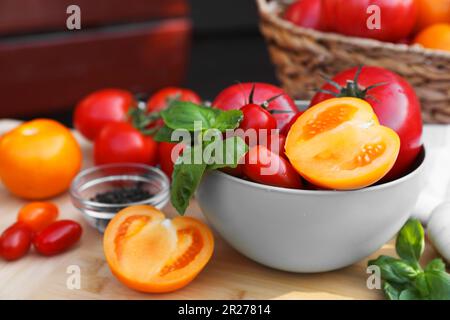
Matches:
[0,119,82,200]
[414,23,450,52]
[415,0,450,33]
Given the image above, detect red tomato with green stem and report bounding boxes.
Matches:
[0,223,33,261]
[33,220,82,256]
[243,145,303,189]
[311,66,423,180]
[213,83,298,130]
[322,0,418,42]
[284,0,325,31]
[94,122,158,166]
[158,141,185,179]
[74,89,135,141]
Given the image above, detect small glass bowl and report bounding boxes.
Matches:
[70,163,170,233]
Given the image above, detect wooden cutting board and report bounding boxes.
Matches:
[0,120,440,300]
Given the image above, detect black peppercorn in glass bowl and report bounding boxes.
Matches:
[69,163,170,233]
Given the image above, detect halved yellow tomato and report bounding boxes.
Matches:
[103,205,214,293]
[285,98,400,190]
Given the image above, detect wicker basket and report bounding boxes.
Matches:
[257,0,450,124]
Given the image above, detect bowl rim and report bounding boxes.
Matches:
[69,162,170,210]
[207,147,426,196]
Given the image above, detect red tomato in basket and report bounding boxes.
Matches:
[74,89,134,141]
[213,83,298,130]
[284,0,325,31]
[94,122,158,166]
[33,220,82,256]
[322,0,418,42]
[243,145,302,189]
[0,223,33,261]
[311,66,423,181]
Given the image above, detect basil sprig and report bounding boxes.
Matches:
[155,101,247,214]
[369,219,450,300]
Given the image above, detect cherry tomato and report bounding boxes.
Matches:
[147,87,201,113]
[415,0,450,32]
[243,145,303,189]
[284,0,325,31]
[18,202,59,232]
[94,122,158,166]
[311,66,423,180]
[33,220,82,256]
[238,103,277,147]
[280,112,303,136]
[158,142,185,179]
[0,223,32,261]
[322,0,417,42]
[74,89,135,141]
[213,83,297,130]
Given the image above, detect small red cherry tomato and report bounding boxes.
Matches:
[94,122,158,166]
[239,104,277,132]
[243,145,303,189]
[0,223,33,261]
[74,89,134,141]
[158,141,185,179]
[17,202,59,232]
[147,87,201,113]
[33,220,82,256]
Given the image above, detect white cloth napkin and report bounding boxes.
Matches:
[413,125,450,223]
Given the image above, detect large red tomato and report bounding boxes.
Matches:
[322,0,418,42]
[74,89,134,141]
[284,0,325,31]
[94,122,158,166]
[311,66,423,180]
[212,83,297,130]
[147,87,201,113]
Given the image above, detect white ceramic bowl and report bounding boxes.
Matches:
[196,149,426,273]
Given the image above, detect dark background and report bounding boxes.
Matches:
[20,0,278,127]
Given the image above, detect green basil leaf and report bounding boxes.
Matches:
[368,255,419,284]
[396,219,425,265]
[425,259,446,273]
[214,110,244,131]
[161,101,217,131]
[206,136,248,171]
[424,270,450,300]
[170,144,207,215]
[383,282,402,300]
[153,125,175,142]
[399,288,422,300]
[414,272,429,298]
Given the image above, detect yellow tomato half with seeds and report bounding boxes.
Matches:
[285,98,400,190]
[103,205,214,293]
[0,119,82,199]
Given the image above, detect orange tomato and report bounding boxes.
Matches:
[415,0,450,32]
[18,202,59,232]
[285,98,400,190]
[414,23,450,52]
[0,119,82,200]
[103,205,214,293]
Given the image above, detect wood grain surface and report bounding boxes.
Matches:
[0,120,443,300]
